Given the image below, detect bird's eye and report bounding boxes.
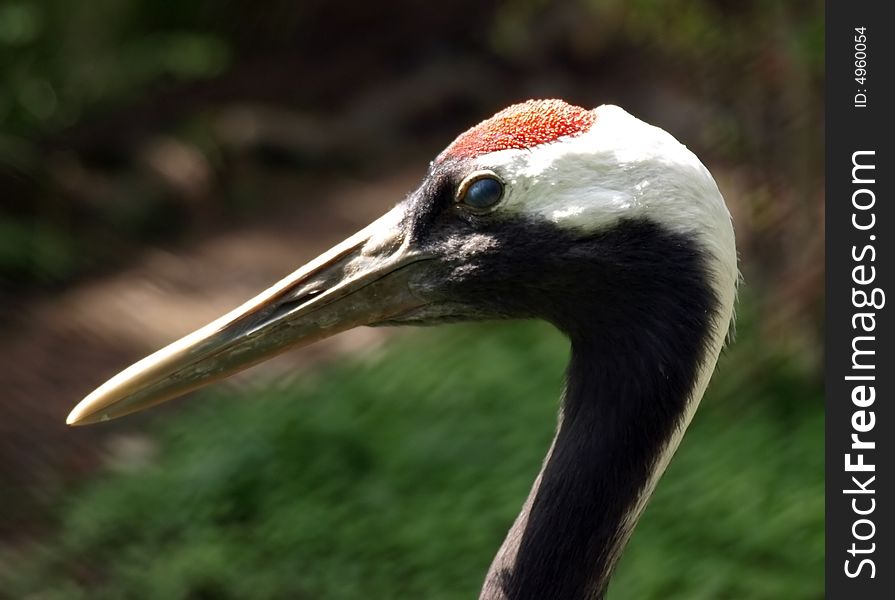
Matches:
[457,172,504,212]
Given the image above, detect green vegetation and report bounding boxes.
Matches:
[2,314,823,599]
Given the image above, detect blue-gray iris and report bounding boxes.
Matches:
[463,177,503,210]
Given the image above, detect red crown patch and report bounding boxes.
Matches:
[439,99,596,161]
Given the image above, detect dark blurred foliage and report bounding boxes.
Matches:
[1,0,823,597]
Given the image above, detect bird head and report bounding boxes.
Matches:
[67,99,737,426]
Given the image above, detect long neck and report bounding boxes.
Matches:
[479,270,724,599]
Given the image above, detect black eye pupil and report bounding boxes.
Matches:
[463,177,503,209]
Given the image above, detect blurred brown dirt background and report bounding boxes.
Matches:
[1,0,821,572]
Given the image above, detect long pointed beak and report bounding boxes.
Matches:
[67,206,428,426]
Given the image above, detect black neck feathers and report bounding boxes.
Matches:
[479,221,720,600]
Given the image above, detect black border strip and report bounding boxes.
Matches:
[826,2,892,597]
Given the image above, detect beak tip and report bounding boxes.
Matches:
[66,405,88,426]
[66,399,107,426]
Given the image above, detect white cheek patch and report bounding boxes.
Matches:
[550,205,585,221]
[494,152,637,231]
[481,105,728,236]
[544,188,635,227]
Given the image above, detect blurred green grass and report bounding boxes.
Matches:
[2,312,822,599]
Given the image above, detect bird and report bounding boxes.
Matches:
[67,99,738,600]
